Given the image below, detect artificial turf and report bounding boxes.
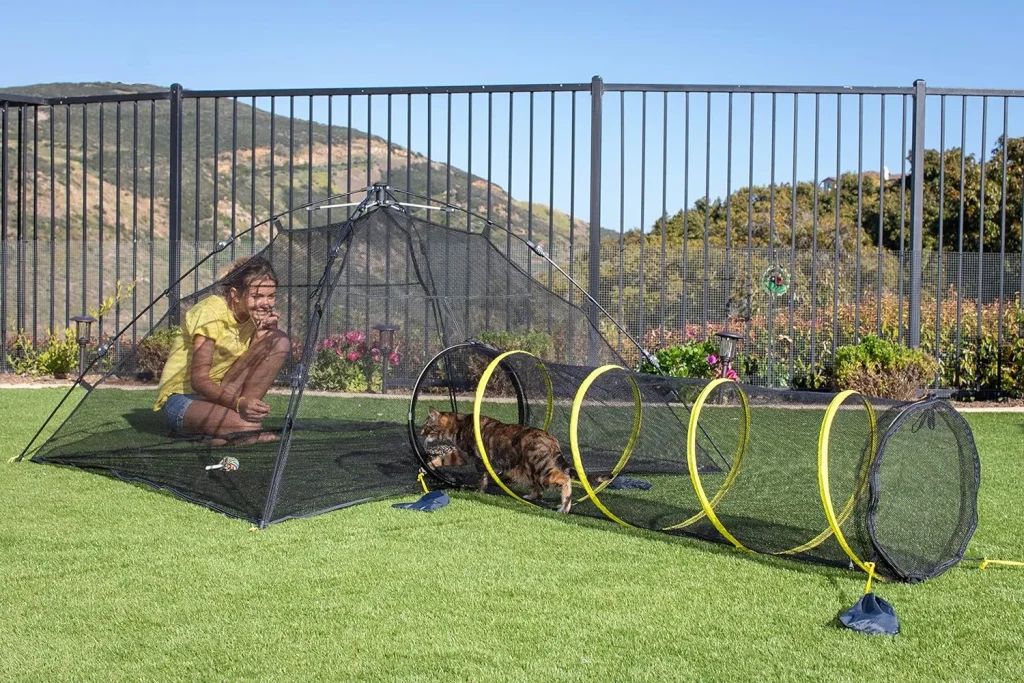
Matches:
[1,388,1022,681]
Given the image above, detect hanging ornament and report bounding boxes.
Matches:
[760,264,790,297]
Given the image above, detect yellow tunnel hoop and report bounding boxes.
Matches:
[473,350,555,507]
[568,365,643,524]
[685,379,752,550]
[683,381,879,559]
[778,393,878,556]
[817,389,878,576]
[473,353,881,578]
[666,380,750,531]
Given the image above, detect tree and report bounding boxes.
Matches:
[579,136,1024,343]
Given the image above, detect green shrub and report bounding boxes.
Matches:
[308,351,376,393]
[135,328,182,381]
[6,332,42,376]
[5,328,79,378]
[37,329,80,378]
[467,331,555,397]
[791,356,831,391]
[833,335,939,400]
[475,330,555,360]
[637,339,718,379]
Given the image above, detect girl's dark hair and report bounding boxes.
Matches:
[220,256,278,295]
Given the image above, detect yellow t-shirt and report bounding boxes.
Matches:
[153,294,255,410]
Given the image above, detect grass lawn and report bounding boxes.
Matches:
[1,387,1022,681]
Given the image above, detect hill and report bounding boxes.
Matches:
[0,82,606,264]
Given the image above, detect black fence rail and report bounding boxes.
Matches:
[2,78,1023,395]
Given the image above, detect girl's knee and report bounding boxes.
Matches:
[254,329,289,354]
[268,331,290,353]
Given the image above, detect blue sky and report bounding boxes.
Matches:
[3,0,1021,90]
[2,0,1022,233]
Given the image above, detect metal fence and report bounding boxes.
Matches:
[2,78,1023,394]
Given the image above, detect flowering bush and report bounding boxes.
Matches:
[705,353,739,381]
[307,329,401,393]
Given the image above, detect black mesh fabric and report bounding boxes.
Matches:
[868,399,980,582]
[26,205,624,527]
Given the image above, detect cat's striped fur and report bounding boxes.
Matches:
[420,407,574,513]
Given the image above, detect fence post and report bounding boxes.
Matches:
[168,83,183,324]
[587,75,604,365]
[0,103,7,371]
[909,79,926,348]
[17,106,27,336]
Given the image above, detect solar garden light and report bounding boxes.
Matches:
[71,314,96,378]
[373,324,400,394]
[714,330,744,375]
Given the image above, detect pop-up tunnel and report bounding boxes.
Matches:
[410,342,979,583]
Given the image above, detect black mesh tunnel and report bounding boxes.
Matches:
[411,345,981,583]
[409,341,529,489]
[868,399,981,582]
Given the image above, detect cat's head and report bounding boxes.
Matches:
[420,407,458,447]
[425,443,466,469]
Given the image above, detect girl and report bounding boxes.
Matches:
[154,256,290,445]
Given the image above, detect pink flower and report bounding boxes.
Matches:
[346,350,361,362]
[388,351,401,366]
[371,349,382,363]
[706,354,719,367]
[345,330,365,345]
[335,348,345,358]
[725,368,739,381]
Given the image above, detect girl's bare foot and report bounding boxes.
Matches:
[210,430,279,447]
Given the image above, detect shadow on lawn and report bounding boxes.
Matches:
[455,487,875,587]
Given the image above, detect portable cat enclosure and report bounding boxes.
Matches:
[19,186,980,583]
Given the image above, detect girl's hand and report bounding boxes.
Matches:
[251,308,280,340]
[253,308,279,329]
[238,397,271,422]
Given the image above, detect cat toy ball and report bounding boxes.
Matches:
[206,456,240,472]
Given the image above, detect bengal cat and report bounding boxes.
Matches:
[420,407,574,513]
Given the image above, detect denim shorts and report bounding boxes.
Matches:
[164,393,202,433]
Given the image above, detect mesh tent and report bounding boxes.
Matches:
[20,188,980,582]
[19,190,623,526]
